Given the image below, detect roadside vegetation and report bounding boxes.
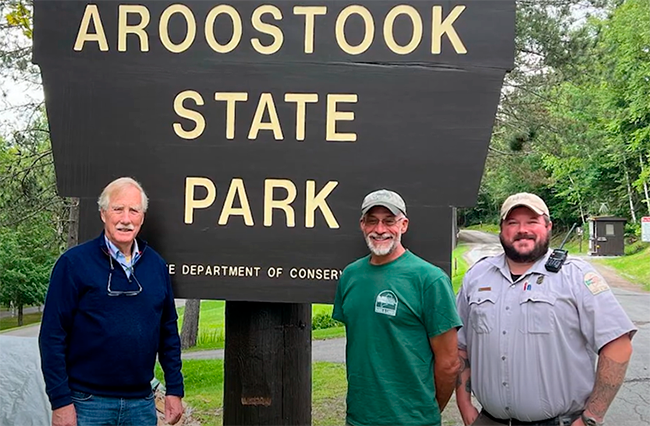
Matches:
[593,245,650,291]
[451,244,470,293]
[177,303,348,351]
[0,310,42,331]
[155,360,347,426]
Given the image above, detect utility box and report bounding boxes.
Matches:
[588,216,626,256]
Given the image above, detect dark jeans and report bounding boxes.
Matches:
[71,390,157,426]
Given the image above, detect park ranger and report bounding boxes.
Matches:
[455,192,636,426]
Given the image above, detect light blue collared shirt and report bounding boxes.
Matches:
[105,236,141,278]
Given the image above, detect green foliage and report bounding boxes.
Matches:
[312,313,343,331]
[623,240,649,256]
[625,222,641,239]
[0,114,66,323]
[4,0,32,38]
[0,227,53,311]
[466,0,650,228]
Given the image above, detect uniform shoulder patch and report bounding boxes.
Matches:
[583,271,610,295]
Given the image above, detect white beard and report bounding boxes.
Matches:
[365,232,401,257]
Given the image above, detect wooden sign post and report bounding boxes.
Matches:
[33,1,515,423]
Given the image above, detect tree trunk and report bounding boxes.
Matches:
[640,153,650,216]
[569,175,587,224]
[17,304,23,327]
[67,198,80,249]
[180,299,201,350]
[624,166,637,224]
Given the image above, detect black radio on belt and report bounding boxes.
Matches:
[545,223,577,273]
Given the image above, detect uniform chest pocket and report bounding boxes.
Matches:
[518,292,557,334]
[468,293,498,334]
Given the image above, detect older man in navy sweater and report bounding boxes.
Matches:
[39,177,184,426]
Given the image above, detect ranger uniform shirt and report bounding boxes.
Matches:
[456,251,636,422]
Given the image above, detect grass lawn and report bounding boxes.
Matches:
[451,244,470,293]
[156,360,347,426]
[593,245,650,291]
[0,311,43,331]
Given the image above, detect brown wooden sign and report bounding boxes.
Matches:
[34,0,515,303]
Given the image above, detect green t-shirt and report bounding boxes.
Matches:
[333,250,461,426]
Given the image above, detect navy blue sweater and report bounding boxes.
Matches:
[39,233,183,410]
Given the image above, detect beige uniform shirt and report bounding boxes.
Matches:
[457,251,636,421]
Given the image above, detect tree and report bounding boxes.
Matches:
[465,0,649,231]
[180,299,201,349]
[0,123,63,323]
[0,225,55,325]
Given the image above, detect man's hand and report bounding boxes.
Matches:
[52,404,76,426]
[571,418,585,426]
[458,403,479,426]
[164,395,184,425]
[455,349,477,425]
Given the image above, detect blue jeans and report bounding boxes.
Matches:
[71,390,157,426]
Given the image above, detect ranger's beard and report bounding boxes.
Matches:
[500,232,550,263]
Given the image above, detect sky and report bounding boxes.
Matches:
[1,75,43,134]
[0,7,43,136]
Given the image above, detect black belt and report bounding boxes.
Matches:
[482,410,582,426]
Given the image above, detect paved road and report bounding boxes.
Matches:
[0,322,41,337]
[458,229,500,245]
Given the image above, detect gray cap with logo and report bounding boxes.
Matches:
[361,189,407,216]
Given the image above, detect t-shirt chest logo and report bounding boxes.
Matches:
[375,290,398,316]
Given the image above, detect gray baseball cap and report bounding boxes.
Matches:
[361,189,407,216]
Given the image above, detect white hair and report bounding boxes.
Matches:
[97,177,149,212]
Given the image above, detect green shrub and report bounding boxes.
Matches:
[624,240,649,256]
[624,222,641,238]
[312,313,343,330]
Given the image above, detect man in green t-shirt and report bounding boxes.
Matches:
[333,189,462,426]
